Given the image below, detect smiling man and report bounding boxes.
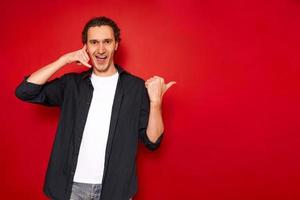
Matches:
[15,17,175,200]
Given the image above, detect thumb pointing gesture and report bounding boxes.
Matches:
[165,81,176,91]
[145,76,176,104]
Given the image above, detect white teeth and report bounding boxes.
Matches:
[96,54,107,58]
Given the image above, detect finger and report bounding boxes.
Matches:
[81,53,90,64]
[80,50,89,61]
[153,75,163,80]
[146,80,154,85]
[153,76,164,83]
[82,62,92,68]
[145,82,150,88]
[166,81,176,90]
[145,79,152,83]
[149,77,156,82]
[83,50,89,60]
[79,58,92,68]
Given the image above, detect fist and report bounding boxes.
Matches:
[145,76,176,104]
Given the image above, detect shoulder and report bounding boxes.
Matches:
[121,70,145,87]
[118,68,147,96]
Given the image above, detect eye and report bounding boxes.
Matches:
[90,40,98,44]
[104,40,111,44]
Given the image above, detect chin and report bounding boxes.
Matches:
[94,64,109,72]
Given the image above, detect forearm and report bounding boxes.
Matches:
[146,102,164,143]
[26,46,90,85]
[27,57,67,85]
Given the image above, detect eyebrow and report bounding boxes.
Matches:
[89,38,114,43]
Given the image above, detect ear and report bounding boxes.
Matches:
[115,42,119,51]
[84,43,89,53]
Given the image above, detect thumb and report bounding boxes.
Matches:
[166,81,176,90]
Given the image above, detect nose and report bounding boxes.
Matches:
[98,42,106,54]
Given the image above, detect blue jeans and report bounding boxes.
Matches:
[70,182,133,200]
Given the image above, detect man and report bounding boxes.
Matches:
[15,17,175,200]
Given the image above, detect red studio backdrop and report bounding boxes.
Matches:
[1,0,300,199]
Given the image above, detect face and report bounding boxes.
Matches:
[86,25,118,76]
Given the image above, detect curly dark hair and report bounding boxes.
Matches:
[82,16,121,44]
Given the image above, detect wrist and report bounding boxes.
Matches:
[58,54,71,65]
[150,100,162,108]
[52,57,67,70]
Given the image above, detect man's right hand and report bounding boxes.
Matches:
[60,45,92,68]
[26,45,92,85]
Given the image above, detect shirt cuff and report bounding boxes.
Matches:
[21,75,43,94]
[144,132,164,151]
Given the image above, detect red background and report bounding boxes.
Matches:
[1,0,300,199]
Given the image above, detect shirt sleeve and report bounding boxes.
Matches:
[15,75,66,107]
[138,84,164,151]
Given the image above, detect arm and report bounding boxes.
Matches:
[145,76,176,144]
[15,45,91,106]
[146,102,164,143]
[26,45,91,85]
[138,86,164,151]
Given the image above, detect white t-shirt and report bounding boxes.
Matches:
[73,71,119,183]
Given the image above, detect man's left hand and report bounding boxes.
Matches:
[145,76,176,105]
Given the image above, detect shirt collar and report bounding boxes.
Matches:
[81,64,125,79]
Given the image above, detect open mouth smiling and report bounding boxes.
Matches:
[95,55,107,61]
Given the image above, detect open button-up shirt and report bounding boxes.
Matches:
[15,65,163,200]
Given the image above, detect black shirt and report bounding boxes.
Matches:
[15,65,163,200]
